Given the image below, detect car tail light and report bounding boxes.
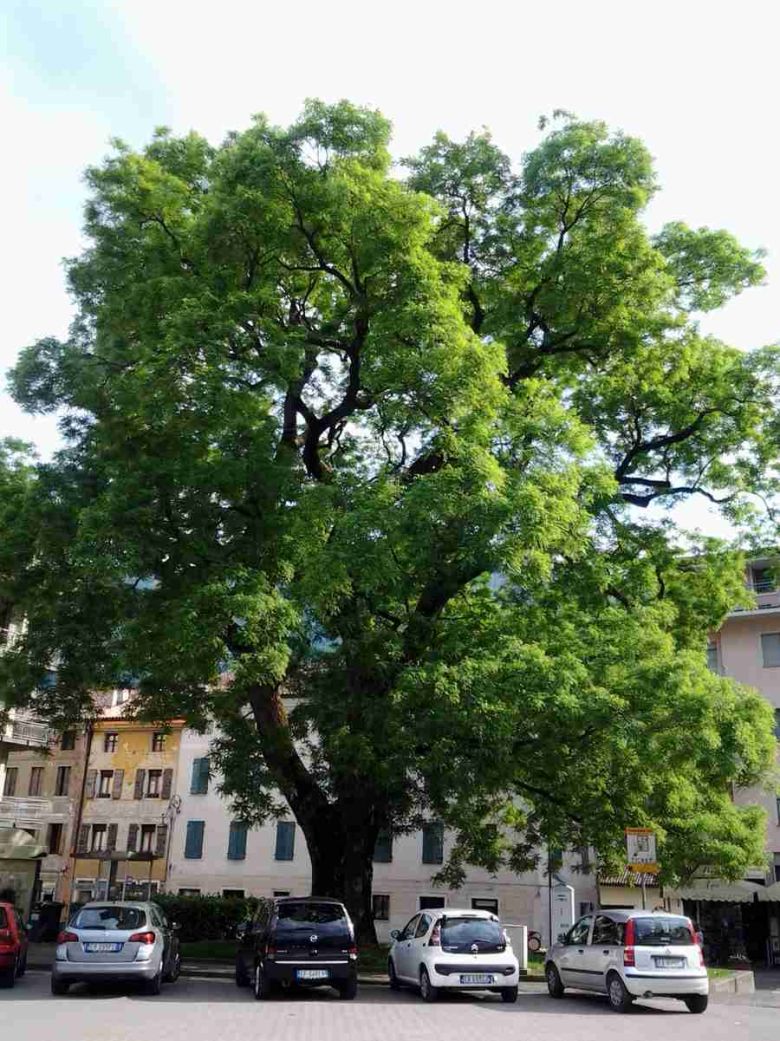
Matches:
[348,945,358,960]
[0,928,13,946]
[429,923,441,947]
[265,944,276,960]
[128,931,156,945]
[56,930,78,944]
[623,918,635,966]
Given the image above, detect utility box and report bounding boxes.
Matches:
[551,882,575,944]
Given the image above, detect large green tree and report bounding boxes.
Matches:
[3,103,778,939]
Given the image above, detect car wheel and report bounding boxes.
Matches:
[235,954,251,987]
[684,994,708,1014]
[419,967,438,1003]
[337,977,358,1000]
[546,963,565,998]
[501,985,518,1003]
[0,957,17,989]
[253,963,272,1000]
[51,977,70,996]
[606,972,633,1013]
[164,952,181,983]
[17,953,27,978]
[388,958,400,991]
[145,968,163,996]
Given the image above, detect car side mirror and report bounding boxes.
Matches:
[236,921,249,939]
[171,921,180,932]
[389,929,400,941]
[557,932,566,943]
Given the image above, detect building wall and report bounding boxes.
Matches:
[717,607,780,862]
[3,728,89,901]
[72,718,184,900]
[169,729,597,942]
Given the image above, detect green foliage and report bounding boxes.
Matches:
[3,103,777,919]
[153,893,263,943]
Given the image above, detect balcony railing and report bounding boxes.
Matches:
[1,715,51,747]
[0,795,71,821]
[753,576,776,593]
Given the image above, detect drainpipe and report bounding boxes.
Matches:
[65,721,94,915]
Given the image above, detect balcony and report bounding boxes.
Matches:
[0,795,71,832]
[0,713,51,749]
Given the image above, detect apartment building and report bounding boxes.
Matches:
[169,728,598,941]
[70,703,184,904]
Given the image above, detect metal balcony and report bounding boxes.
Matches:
[1,714,51,748]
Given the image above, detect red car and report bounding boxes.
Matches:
[0,902,29,987]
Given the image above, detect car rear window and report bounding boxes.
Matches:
[274,902,349,936]
[441,916,504,951]
[72,906,146,930]
[632,916,693,946]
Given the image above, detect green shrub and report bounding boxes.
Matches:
[153,893,268,943]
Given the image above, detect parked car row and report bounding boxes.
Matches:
[1,897,709,1015]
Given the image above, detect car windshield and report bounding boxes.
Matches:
[72,906,146,931]
[441,917,504,949]
[275,902,349,935]
[632,916,692,946]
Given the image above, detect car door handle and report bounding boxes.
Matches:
[603,950,610,955]
[577,948,584,953]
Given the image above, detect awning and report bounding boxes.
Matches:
[0,826,48,860]
[672,879,768,903]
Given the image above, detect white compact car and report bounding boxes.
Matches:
[545,909,708,1013]
[388,907,520,1002]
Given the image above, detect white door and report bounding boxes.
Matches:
[557,915,593,987]
[394,915,420,980]
[586,914,621,991]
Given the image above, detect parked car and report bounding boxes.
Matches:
[545,909,708,1013]
[388,907,520,1002]
[0,901,29,988]
[235,896,358,1000]
[51,901,181,995]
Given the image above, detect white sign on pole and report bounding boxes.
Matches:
[625,827,659,874]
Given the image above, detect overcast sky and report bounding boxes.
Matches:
[2,0,777,534]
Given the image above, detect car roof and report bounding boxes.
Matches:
[275,896,345,905]
[77,901,152,910]
[425,908,498,920]
[592,908,689,921]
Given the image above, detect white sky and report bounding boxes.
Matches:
[2,0,778,535]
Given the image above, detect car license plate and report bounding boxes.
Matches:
[85,942,123,953]
[460,973,494,984]
[654,957,684,968]
[296,969,329,980]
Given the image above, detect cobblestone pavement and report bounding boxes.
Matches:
[3,971,778,1041]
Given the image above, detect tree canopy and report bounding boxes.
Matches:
[3,102,777,936]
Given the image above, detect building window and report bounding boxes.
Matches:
[761,633,780,667]
[471,898,498,914]
[184,820,205,859]
[274,821,295,861]
[54,765,71,796]
[706,642,721,674]
[46,822,64,855]
[104,732,118,753]
[190,757,210,795]
[752,566,776,593]
[98,770,114,798]
[3,767,17,797]
[373,828,393,863]
[775,708,780,740]
[419,895,445,910]
[61,731,76,751]
[273,890,290,897]
[372,894,390,921]
[422,822,444,864]
[227,822,248,861]
[178,888,201,896]
[28,766,44,797]
[139,824,156,853]
[775,854,780,884]
[223,889,245,899]
[152,732,166,752]
[146,769,162,798]
[90,824,107,852]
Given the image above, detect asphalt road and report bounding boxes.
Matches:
[3,971,779,1041]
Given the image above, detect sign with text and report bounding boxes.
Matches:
[625,827,659,874]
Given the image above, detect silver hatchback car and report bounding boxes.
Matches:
[51,901,181,995]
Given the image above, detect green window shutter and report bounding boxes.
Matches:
[161,768,173,800]
[106,823,118,852]
[111,768,124,800]
[184,820,205,859]
[373,828,393,863]
[190,757,210,794]
[127,823,138,852]
[156,824,168,857]
[133,769,145,800]
[274,821,295,861]
[85,769,97,800]
[227,822,248,861]
[422,822,444,864]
